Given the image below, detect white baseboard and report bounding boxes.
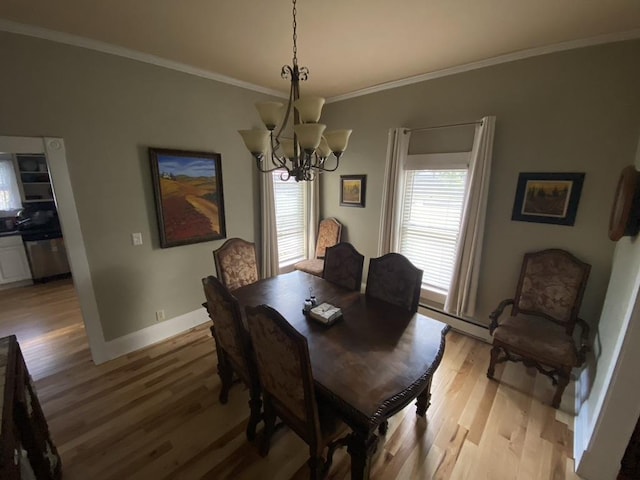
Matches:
[418,306,492,343]
[0,279,33,291]
[105,307,210,361]
[574,399,590,468]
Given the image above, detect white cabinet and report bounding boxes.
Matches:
[0,236,31,284]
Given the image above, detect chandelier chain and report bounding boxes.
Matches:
[292,0,298,66]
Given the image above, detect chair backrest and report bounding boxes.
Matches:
[365,253,423,312]
[315,218,342,259]
[202,275,255,383]
[245,304,321,445]
[513,249,591,333]
[213,238,259,291]
[323,242,365,291]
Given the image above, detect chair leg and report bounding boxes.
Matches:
[218,354,233,404]
[552,367,571,409]
[246,392,262,442]
[487,345,501,379]
[308,455,323,480]
[260,397,276,456]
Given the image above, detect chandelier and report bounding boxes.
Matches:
[238,0,352,182]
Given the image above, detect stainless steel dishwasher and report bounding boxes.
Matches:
[22,233,70,281]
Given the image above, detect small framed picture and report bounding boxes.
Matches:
[149,147,227,248]
[511,172,585,226]
[340,175,366,208]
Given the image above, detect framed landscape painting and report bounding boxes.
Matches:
[340,174,366,208]
[511,172,585,226]
[149,148,226,248]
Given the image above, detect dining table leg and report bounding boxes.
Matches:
[347,431,378,480]
[415,375,433,417]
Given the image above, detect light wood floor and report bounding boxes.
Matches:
[0,279,581,480]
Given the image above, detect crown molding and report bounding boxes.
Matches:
[0,19,288,99]
[327,28,640,103]
[1,19,638,104]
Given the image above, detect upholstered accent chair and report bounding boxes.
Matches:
[365,253,423,313]
[213,238,259,291]
[202,276,261,440]
[322,242,365,291]
[487,249,591,409]
[245,304,349,478]
[294,218,342,277]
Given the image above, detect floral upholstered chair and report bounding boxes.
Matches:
[487,249,591,408]
[245,305,349,478]
[213,238,259,291]
[294,218,342,277]
[202,276,261,440]
[365,253,423,313]
[322,242,365,291]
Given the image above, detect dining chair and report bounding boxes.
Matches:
[213,238,259,291]
[487,249,591,408]
[294,218,342,277]
[202,275,262,440]
[365,253,423,313]
[322,242,365,291]
[245,304,350,479]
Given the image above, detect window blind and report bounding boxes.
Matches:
[399,169,467,293]
[272,172,306,265]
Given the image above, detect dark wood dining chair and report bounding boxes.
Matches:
[294,218,342,277]
[245,304,349,479]
[365,253,423,312]
[202,275,261,440]
[322,242,364,291]
[213,238,259,291]
[487,249,591,408]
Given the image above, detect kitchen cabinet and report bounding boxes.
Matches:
[0,335,62,479]
[13,155,53,204]
[0,236,32,284]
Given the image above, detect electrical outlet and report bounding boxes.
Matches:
[155,310,165,322]
[132,232,143,246]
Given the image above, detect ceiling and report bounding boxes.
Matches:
[1,0,639,99]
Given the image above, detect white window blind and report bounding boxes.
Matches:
[0,157,21,212]
[399,152,468,296]
[272,172,306,266]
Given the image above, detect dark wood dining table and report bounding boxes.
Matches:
[232,270,449,480]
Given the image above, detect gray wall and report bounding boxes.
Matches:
[1,30,640,344]
[0,31,272,340]
[321,40,640,328]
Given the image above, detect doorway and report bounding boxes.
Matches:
[0,135,107,363]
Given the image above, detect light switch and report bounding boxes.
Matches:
[132,233,143,246]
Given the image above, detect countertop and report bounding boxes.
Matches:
[0,230,20,238]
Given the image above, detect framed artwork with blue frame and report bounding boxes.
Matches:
[511,172,585,226]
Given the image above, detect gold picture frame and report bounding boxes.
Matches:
[340,174,366,208]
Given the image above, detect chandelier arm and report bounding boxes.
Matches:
[269,133,289,170]
[254,155,289,174]
[313,154,341,172]
[279,169,292,182]
[275,65,295,141]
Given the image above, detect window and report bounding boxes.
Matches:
[0,156,21,212]
[272,172,307,268]
[398,153,468,303]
